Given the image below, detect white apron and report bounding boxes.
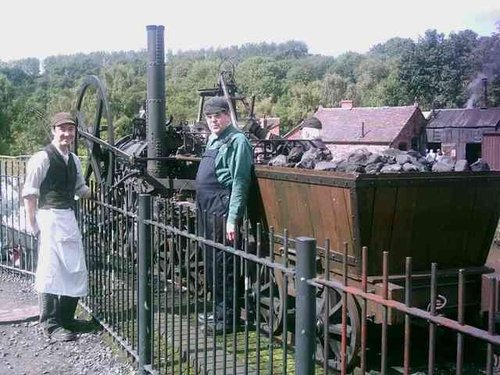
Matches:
[35,208,88,297]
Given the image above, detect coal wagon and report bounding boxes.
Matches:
[251,165,500,368]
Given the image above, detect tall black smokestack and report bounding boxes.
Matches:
[146,25,167,178]
[481,77,488,109]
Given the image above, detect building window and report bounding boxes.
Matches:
[433,130,442,142]
[427,142,441,153]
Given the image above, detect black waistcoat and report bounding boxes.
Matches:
[38,144,77,209]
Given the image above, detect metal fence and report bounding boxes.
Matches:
[2,155,500,375]
[0,156,37,275]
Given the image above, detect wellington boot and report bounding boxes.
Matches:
[63,318,97,333]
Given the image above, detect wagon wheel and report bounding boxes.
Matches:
[162,236,204,297]
[315,288,361,371]
[75,75,115,186]
[253,264,285,334]
[155,201,204,296]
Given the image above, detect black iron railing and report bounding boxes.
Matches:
[2,155,500,375]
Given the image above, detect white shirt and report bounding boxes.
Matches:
[21,142,89,199]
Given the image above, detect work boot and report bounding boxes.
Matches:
[39,293,59,335]
[59,296,79,323]
[47,326,76,342]
[59,296,93,332]
[39,293,76,341]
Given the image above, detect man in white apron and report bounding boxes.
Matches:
[22,112,91,342]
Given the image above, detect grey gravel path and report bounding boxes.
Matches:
[0,270,136,375]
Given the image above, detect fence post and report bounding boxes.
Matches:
[138,194,152,374]
[295,236,317,375]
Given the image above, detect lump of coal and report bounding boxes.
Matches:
[470,159,490,171]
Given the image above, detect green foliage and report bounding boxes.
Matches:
[1,31,500,155]
[329,51,366,83]
[0,74,14,153]
[320,73,349,107]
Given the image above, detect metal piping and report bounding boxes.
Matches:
[146,25,167,177]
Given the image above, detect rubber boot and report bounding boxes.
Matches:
[39,293,59,333]
[60,296,92,332]
[59,296,80,331]
[59,296,79,324]
[39,293,75,341]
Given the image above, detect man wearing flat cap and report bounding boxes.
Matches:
[196,96,253,332]
[22,112,91,342]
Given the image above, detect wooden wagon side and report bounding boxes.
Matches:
[355,172,500,276]
[254,166,500,278]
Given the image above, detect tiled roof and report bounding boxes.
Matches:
[283,124,301,139]
[426,108,500,129]
[314,105,421,143]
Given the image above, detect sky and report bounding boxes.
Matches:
[1,0,499,62]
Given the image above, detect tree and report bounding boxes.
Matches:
[238,57,289,102]
[2,30,500,155]
[320,73,349,107]
[328,52,365,84]
[396,29,480,109]
[286,55,335,84]
[0,74,14,153]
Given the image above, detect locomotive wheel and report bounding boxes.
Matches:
[315,289,361,371]
[254,264,285,334]
[163,237,204,297]
[75,75,115,186]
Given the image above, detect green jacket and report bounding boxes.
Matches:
[206,125,253,225]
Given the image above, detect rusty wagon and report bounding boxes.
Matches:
[252,165,500,368]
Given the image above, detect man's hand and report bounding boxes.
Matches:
[29,220,40,236]
[226,222,236,243]
[24,196,39,236]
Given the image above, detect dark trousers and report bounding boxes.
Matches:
[199,213,241,319]
[205,244,236,318]
[39,293,79,332]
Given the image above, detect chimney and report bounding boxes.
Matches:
[340,100,353,109]
[481,77,488,108]
[361,121,365,137]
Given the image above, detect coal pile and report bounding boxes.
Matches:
[268,147,490,174]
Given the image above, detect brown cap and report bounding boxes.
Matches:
[203,97,229,115]
[302,116,322,129]
[51,112,76,127]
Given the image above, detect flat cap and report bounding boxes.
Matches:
[51,112,76,127]
[302,116,322,129]
[203,97,229,115]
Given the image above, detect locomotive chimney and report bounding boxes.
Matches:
[481,77,488,109]
[146,25,167,178]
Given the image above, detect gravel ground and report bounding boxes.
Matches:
[0,270,136,375]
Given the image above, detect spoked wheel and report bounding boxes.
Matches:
[315,288,361,371]
[162,236,204,297]
[253,264,285,334]
[154,201,203,297]
[75,75,115,186]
